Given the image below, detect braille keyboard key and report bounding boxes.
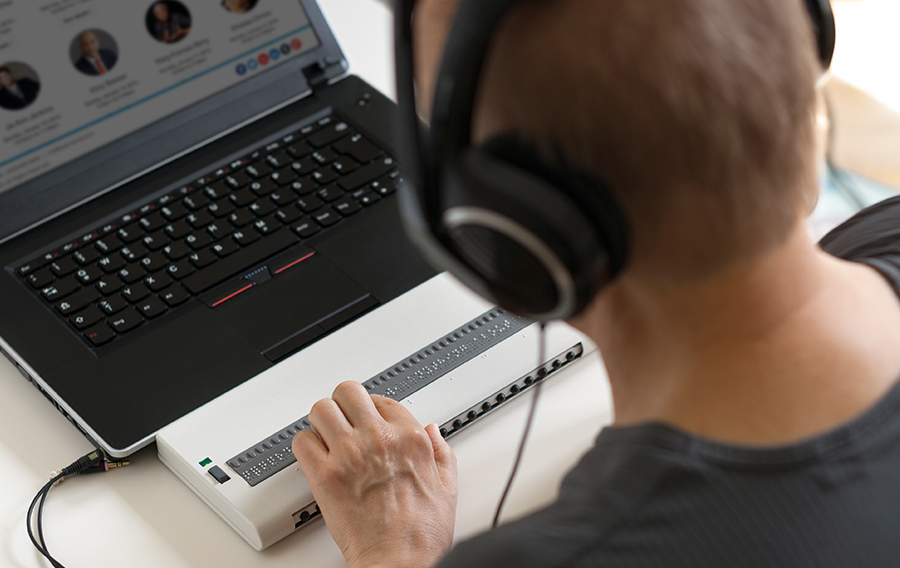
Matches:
[136,296,167,319]
[232,227,260,247]
[336,157,395,191]
[108,307,143,333]
[95,275,123,295]
[94,234,122,254]
[84,323,115,346]
[57,288,99,316]
[292,217,320,238]
[117,222,144,243]
[98,294,128,315]
[117,264,146,284]
[307,121,352,148]
[166,259,196,279]
[212,239,239,257]
[41,277,80,302]
[333,196,362,217]
[144,272,173,292]
[50,256,78,277]
[121,282,150,303]
[160,284,190,306]
[333,133,382,163]
[314,207,340,227]
[27,268,55,289]
[120,243,148,262]
[70,306,103,330]
[73,247,100,266]
[74,265,103,285]
[98,254,126,273]
[182,228,297,294]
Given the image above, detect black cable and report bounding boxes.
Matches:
[26,449,129,568]
[492,322,547,528]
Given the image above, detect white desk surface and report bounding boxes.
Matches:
[0,1,614,566]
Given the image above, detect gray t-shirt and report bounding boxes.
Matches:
[439,195,900,567]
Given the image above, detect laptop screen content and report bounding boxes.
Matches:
[0,0,320,196]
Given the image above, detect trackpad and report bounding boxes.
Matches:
[216,255,371,354]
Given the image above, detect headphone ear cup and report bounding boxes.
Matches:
[804,0,836,70]
[432,135,628,320]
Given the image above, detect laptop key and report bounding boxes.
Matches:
[182,228,296,294]
[270,189,297,207]
[70,306,103,330]
[229,187,256,207]
[189,248,218,267]
[310,167,339,186]
[183,193,210,210]
[161,201,189,220]
[50,256,78,277]
[140,252,168,272]
[159,284,189,307]
[74,265,103,284]
[311,148,339,166]
[212,239,239,257]
[249,178,278,196]
[138,212,167,232]
[274,205,304,224]
[317,184,344,202]
[73,247,100,266]
[252,215,280,235]
[98,254,126,273]
[17,259,43,276]
[292,217,320,238]
[98,295,128,315]
[336,157,395,191]
[57,288,99,315]
[95,275,124,295]
[314,207,341,227]
[108,307,143,333]
[333,196,362,217]
[185,232,213,249]
[307,122,352,148]
[233,227,260,247]
[206,221,233,240]
[84,323,115,346]
[117,264,146,284]
[164,220,192,240]
[249,199,276,217]
[286,140,313,158]
[120,243,148,262]
[94,234,122,254]
[121,282,150,303]
[333,133,382,164]
[144,272,173,292]
[246,162,272,179]
[141,230,170,251]
[41,277,80,302]
[296,195,323,213]
[136,296,167,319]
[186,210,214,229]
[26,268,55,289]
[224,171,252,189]
[207,198,235,218]
[166,259,196,279]
[117,222,144,243]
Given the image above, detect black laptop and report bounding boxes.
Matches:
[0,0,434,457]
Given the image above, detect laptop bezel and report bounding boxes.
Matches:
[0,0,347,246]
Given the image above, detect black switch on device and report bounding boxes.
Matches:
[209,465,231,484]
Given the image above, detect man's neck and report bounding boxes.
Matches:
[574,225,900,445]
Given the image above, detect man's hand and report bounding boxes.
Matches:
[292,381,458,568]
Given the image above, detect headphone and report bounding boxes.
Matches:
[395,0,836,322]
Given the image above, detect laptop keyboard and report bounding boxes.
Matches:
[14,114,400,348]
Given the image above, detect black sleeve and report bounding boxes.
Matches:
[819,195,900,297]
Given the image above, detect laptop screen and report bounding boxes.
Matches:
[0,0,320,197]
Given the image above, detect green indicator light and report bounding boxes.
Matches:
[199,458,212,467]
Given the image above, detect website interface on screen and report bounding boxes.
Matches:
[0,0,320,195]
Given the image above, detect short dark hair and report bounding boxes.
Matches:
[475,0,820,277]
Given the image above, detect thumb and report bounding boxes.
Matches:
[425,423,458,483]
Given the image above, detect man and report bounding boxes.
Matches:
[292,0,900,566]
[73,31,117,76]
[151,2,190,44]
[0,66,39,110]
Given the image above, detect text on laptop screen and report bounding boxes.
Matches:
[0,0,320,195]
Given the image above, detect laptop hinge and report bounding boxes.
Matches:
[303,61,331,91]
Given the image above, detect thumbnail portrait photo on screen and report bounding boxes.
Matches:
[69,30,119,77]
[222,0,259,14]
[0,62,40,111]
[146,1,192,45]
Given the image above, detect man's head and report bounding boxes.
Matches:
[0,67,13,88]
[78,31,101,58]
[153,3,170,22]
[415,0,822,281]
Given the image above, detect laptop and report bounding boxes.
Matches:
[0,0,441,457]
